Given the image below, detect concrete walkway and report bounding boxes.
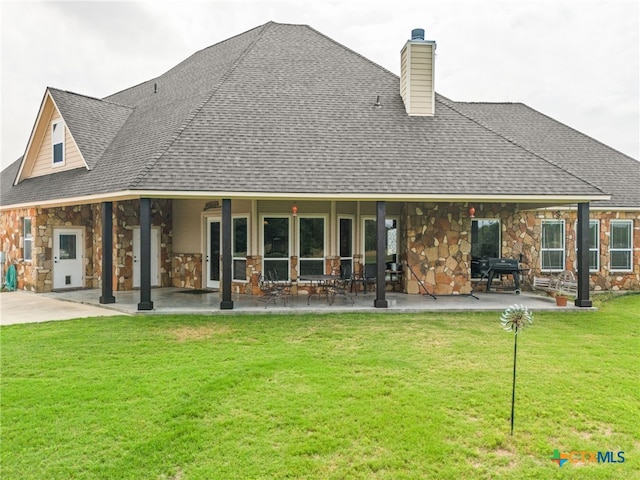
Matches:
[0,290,127,325]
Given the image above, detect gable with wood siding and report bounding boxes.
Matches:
[16,91,87,182]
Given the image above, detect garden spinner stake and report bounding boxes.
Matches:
[500,305,533,436]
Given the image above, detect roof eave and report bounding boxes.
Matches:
[0,190,611,211]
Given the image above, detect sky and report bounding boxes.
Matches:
[1,0,638,171]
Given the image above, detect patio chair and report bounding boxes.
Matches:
[326,267,354,305]
[268,269,293,305]
[257,272,290,308]
[341,264,356,295]
[363,264,377,293]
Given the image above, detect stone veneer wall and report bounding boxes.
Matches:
[170,253,259,293]
[90,203,104,289]
[2,205,99,292]
[1,200,173,293]
[113,199,172,291]
[404,203,474,295]
[3,201,637,295]
[403,203,640,294]
[171,254,203,289]
[403,202,542,295]
[167,206,639,296]
[37,205,96,292]
[1,207,38,291]
[560,210,639,291]
[10,205,95,292]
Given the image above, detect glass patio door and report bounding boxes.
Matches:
[299,217,325,276]
[263,217,290,280]
[206,218,221,288]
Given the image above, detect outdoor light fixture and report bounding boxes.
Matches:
[554,211,562,219]
[374,95,382,108]
[469,206,476,218]
[292,203,298,217]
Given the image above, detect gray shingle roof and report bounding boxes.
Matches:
[448,101,640,208]
[2,21,627,208]
[48,88,133,170]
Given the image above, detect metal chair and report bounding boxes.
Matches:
[257,271,290,308]
[326,266,354,305]
[268,269,293,305]
[363,264,377,293]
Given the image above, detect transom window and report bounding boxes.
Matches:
[541,220,565,271]
[299,216,326,276]
[263,217,290,281]
[471,219,500,278]
[609,220,633,272]
[52,121,65,165]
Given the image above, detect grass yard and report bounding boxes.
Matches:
[1,295,639,479]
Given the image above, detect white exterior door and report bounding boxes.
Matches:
[53,228,84,289]
[206,218,221,289]
[133,227,160,288]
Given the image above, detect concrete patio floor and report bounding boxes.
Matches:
[40,287,586,316]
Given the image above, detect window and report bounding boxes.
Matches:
[541,220,565,271]
[575,220,599,272]
[59,234,77,260]
[471,219,500,278]
[263,217,289,280]
[299,217,325,276]
[232,217,248,281]
[23,218,33,261]
[339,217,354,274]
[52,121,65,165]
[363,217,398,265]
[610,220,633,272]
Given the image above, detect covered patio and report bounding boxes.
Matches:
[44,287,588,316]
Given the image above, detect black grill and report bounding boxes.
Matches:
[485,257,521,294]
[488,258,518,272]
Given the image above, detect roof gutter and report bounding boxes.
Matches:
[1,189,611,211]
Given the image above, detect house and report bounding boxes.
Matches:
[1,22,638,310]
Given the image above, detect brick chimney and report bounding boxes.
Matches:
[400,28,436,116]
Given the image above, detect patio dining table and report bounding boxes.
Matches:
[298,274,340,304]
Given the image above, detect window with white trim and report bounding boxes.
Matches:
[232,217,248,281]
[52,121,65,165]
[609,220,633,272]
[299,216,326,276]
[575,220,599,272]
[23,218,33,261]
[263,216,290,281]
[541,220,565,271]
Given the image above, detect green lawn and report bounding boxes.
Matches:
[1,295,639,479]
